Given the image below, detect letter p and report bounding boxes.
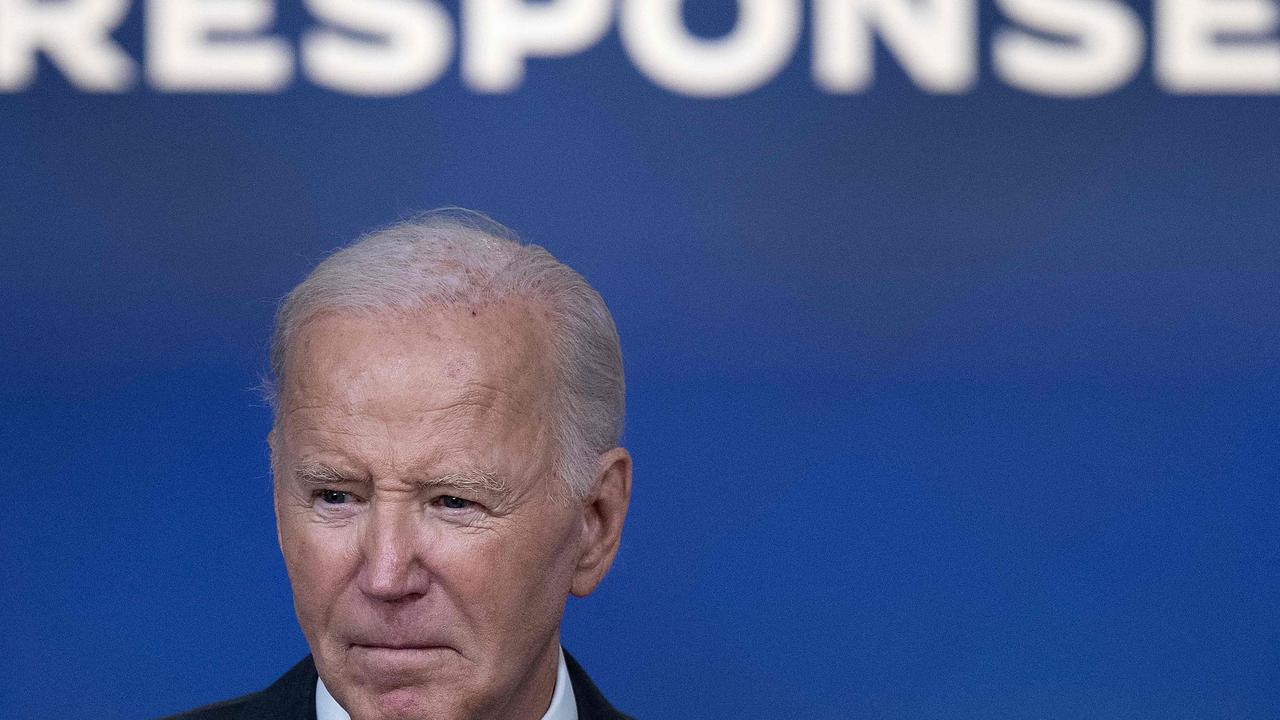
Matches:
[462,0,612,92]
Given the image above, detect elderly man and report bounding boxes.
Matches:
[168,210,633,720]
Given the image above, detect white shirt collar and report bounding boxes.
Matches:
[315,646,577,720]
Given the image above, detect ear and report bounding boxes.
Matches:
[571,447,632,597]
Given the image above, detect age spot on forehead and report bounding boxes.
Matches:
[442,353,478,382]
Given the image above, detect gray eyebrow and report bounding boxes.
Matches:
[424,470,508,495]
[289,463,506,494]
[290,462,360,485]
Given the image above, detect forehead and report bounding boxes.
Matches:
[277,301,555,425]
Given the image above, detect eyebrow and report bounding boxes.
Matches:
[425,470,508,495]
[289,462,507,494]
[291,462,358,486]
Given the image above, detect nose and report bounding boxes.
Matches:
[356,500,430,602]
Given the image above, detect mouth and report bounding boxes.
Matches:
[348,643,458,673]
[352,643,452,651]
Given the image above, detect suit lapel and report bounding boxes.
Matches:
[237,656,318,720]
[564,651,633,720]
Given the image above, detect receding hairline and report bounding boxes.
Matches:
[264,208,626,499]
[273,296,561,414]
[266,222,561,410]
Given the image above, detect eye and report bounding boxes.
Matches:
[438,495,472,510]
[316,489,351,505]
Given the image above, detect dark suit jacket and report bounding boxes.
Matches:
[162,651,632,720]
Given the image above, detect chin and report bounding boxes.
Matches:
[336,674,490,720]
[363,687,451,720]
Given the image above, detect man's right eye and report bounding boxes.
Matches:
[316,489,350,505]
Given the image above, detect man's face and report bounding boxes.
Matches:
[272,303,584,720]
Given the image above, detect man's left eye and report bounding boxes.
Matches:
[438,496,472,510]
[318,489,350,504]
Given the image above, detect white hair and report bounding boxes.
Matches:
[266,208,624,499]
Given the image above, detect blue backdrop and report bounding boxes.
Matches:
[3,2,1279,718]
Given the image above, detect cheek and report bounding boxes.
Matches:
[451,514,580,617]
[280,519,360,622]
